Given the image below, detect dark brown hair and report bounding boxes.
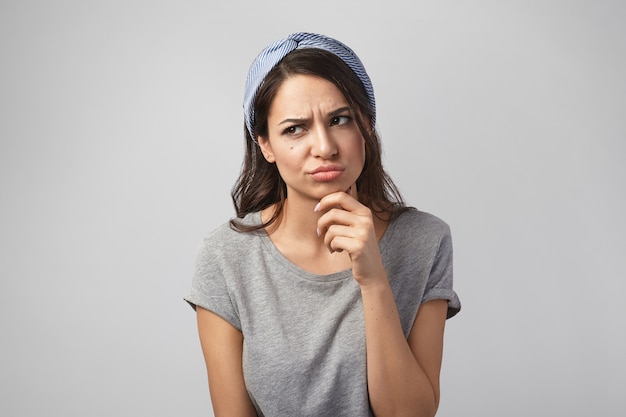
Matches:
[230,48,405,231]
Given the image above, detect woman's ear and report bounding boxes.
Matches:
[257,136,275,163]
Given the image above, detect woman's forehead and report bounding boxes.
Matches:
[268,75,349,119]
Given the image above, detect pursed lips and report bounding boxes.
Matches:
[309,165,345,182]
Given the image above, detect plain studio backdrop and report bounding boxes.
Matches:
[1,1,624,416]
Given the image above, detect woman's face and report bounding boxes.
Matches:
[258,74,366,203]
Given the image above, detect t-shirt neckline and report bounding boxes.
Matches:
[248,209,400,282]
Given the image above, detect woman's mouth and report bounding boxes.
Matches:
[309,166,344,182]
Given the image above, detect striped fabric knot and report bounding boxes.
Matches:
[243,32,376,141]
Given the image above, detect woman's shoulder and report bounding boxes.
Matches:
[382,206,452,258]
[199,212,263,253]
[392,206,450,235]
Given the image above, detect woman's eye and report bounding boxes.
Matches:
[330,115,351,126]
[283,125,304,135]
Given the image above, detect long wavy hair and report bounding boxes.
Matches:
[230,48,405,232]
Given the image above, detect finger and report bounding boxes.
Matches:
[326,234,366,256]
[323,224,357,248]
[325,228,352,254]
[320,214,372,254]
[317,208,358,236]
[316,190,362,214]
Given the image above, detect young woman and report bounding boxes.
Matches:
[185,32,461,417]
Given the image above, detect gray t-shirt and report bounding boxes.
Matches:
[185,207,460,416]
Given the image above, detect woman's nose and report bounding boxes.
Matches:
[310,124,337,158]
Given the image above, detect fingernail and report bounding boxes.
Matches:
[313,202,321,212]
[316,228,321,237]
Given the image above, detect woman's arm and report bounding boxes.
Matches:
[316,186,449,417]
[196,307,257,417]
[361,285,448,417]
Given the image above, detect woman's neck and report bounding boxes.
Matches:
[262,198,352,274]
[262,197,321,242]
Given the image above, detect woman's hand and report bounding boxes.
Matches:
[314,184,386,286]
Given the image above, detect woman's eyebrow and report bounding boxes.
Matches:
[278,117,308,126]
[328,107,352,117]
[278,107,352,126]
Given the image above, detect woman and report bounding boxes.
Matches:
[185,32,461,417]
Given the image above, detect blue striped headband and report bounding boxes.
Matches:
[243,32,376,141]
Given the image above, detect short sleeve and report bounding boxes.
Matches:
[184,237,242,330]
[422,224,461,319]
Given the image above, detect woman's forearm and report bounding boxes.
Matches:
[361,278,439,417]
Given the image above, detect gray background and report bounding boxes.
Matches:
[1,0,624,416]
